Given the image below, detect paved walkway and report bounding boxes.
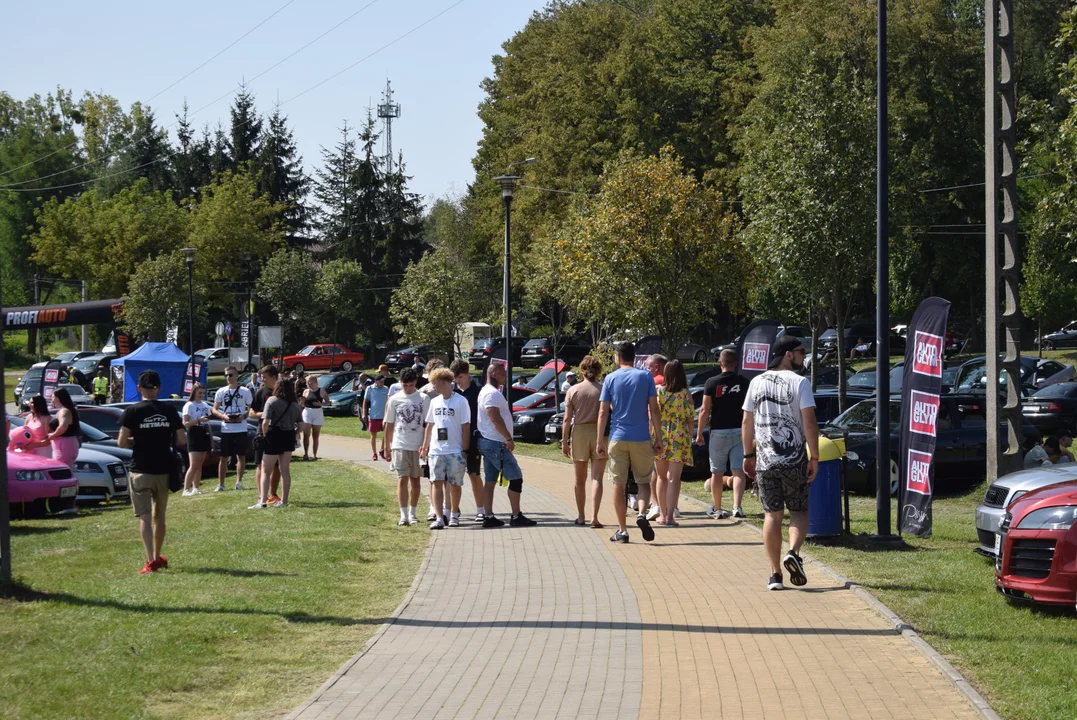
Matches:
[290,435,985,720]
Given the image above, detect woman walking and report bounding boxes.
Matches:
[47,387,81,469]
[654,359,694,526]
[182,382,212,495]
[22,396,54,457]
[562,356,606,527]
[251,378,303,509]
[301,375,331,460]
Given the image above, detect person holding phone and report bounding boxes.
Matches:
[213,365,253,492]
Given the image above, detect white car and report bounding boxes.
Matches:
[73,448,130,503]
[196,347,260,375]
[974,464,1077,557]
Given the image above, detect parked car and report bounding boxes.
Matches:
[512,392,558,413]
[109,400,250,466]
[974,464,1077,558]
[685,365,722,388]
[10,414,133,469]
[58,383,94,406]
[677,343,712,363]
[71,354,117,387]
[73,405,127,439]
[810,387,875,425]
[809,366,856,388]
[468,337,527,369]
[6,451,79,515]
[1021,382,1077,435]
[384,346,431,371]
[196,347,260,375]
[953,356,1075,398]
[315,370,361,395]
[52,351,96,364]
[282,344,365,373]
[326,378,366,420]
[817,324,906,359]
[823,394,1039,495]
[995,480,1077,606]
[509,360,568,403]
[72,447,130,503]
[520,337,592,368]
[1038,320,1077,351]
[13,362,46,407]
[513,402,564,443]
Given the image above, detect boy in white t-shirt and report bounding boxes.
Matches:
[384,368,429,526]
[420,367,471,530]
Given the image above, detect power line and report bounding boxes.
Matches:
[918,172,1053,193]
[0,0,384,191]
[0,0,468,195]
[0,0,297,181]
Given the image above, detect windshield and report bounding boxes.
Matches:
[472,339,492,349]
[848,372,877,389]
[830,400,902,431]
[196,348,215,357]
[322,374,353,393]
[523,366,566,391]
[1032,382,1077,399]
[58,384,84,394]
[74,358,100,372]
[516,392,551,407]
[955,360,1031,392]
[524,339,548,348]
[296,346,315,356]
[21,368,43,384]
[819,329,837,340]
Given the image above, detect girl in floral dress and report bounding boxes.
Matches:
[655,359,694,526]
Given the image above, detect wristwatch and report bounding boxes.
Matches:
[743,451,756,459]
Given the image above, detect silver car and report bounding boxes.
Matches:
[58,383,94,406]
[974,464,1077,557]
[73,447,131,503]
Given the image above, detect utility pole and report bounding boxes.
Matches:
[81,280,89,352]
[0,246,10,585]
[377,80,401,174]
[31,275,40,360]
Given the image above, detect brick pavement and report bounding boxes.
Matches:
[291,435,986,720]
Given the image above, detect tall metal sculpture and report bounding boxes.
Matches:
[985,0,1023,482]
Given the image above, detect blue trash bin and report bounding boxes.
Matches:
[808,437,843,537]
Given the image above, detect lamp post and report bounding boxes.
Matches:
[0,241,9,585]
[493,158,535,399]
[182,247,196,370]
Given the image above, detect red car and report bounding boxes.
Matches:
[512,392,558,413]
[996,480,1077,607]
[282,344,365,373]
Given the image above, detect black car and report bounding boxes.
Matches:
[811,387,875,424]
[384,346,431,371]
[513,402,565,443]
[468,337,527,369]
[952,355,1075,398]
[1021,382,1077,435]
[1039,320,1077,350]
[823,394,1039,495]
[817,324,906,359]
[70,354,118,390]
[316,371,361,394]
[110,400,257,462]
[13,363,46,407]
[520,337,592,368]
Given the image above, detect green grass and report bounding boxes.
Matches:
[0,460,428,720]
[681,480,1077,720]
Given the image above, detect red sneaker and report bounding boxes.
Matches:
[267,495,282,505]
[372,453,378,461]
[156,555,168,569]
[140,561,157,574]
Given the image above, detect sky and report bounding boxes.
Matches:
[1,0,549,203]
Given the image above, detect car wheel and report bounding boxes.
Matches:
[293,362,304,373]
[1042,340,1055,352]
[694,350,707,363]
[350,399,361,417]
[341,361,354,371]
[889,457,899,497]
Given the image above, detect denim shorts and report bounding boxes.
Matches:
[478,436,522,484]
[708,428,744,474]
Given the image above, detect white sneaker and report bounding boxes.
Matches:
[192,488,204,495]
[673,508,681,519]
[235,482,244,491]
[646,505,661,521]
[214,485,225,492]
[271,500,287,508]
[248,502,266,510]
[704,477,712,492]
[627,494,638,511]
[182,489,192,497]
[408,514,418,525]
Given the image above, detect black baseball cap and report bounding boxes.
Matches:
[138,370,161,388]
[768,336,804,369]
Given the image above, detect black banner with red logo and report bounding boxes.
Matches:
[735,320,781,381]
[183,357,205,396]
[898,297,951,538]
[38,359,66,404]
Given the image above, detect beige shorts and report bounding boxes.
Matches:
[570,423,600,462]
[607,440,654,485]
[391,449,421,478]
[131,472,169,519]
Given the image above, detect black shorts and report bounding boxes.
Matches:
[220,432,249,458]
[188,426,212,453]
[756,462,810,513]
[264,427,295,456]
[466,436,481,475]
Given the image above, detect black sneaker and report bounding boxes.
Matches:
[509,513,537,527]
[635,514,655,542]
[767,573,784,590]
[482,515,505,528]
[783,551,807,587]
[610,530,629,543]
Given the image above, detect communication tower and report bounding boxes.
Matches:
[377,79,401,173]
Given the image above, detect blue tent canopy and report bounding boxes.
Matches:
[110,342,208,402]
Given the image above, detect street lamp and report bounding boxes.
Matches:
[182,247,196,365]
[493,158,535,398]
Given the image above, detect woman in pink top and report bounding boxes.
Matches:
[47,387,81,469]
[24,395,54,457]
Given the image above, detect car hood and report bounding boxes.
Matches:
[84,443,132,460]
[6,451,69,472]
[992,465,1077,493]
[329,391,359,402]
[78,447,123,464]
[514,407,556,418]
[1008,480,1077,520]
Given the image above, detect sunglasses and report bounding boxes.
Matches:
[225,373,236,378]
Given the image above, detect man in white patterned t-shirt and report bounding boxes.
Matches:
[384,367,429,526]
[213,365,253,492]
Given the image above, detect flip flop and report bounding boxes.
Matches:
[574,518,587,526]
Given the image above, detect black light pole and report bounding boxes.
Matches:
[493,158,535,399]
[0,254,10,585]
[183,247,196,370]
[873,0,898,540]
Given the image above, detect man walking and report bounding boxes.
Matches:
[385,367,428,526]
[118,370,186,574]
[742,336,819,590]
[451,359,487,522]
[420,367,471,529]
[477,362,537,528]
[92,369,109,405]
[697,348,750,519]
[249,365,281,504]
[213,365,253,492]
[597,342,662,543]
[363,375,390,461]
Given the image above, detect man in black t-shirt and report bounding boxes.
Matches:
[249,365,282,504]
[696,349,749,520]
[451,359,485,522]
[118,370,186,575]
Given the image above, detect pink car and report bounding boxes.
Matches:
[7,451,79,515]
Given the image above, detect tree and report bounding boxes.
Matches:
[315,258,367,346]
[257,104,310,245]
[311,122,361,260]
[557,148,745,356]
[172,102,212,202]
[227,84,262,172]
[390,245,484,356]
[256,248,318,350]
[121,251,205,341]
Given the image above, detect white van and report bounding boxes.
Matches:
[455,322,493,359]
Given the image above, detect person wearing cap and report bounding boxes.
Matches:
[741,336,819,591]
[561,370,577,395]
[118,370,186,575]
[363,374,391,461]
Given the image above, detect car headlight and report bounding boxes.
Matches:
[1016,505,1077,531]
[516,415,534,424]
[845,451,859,462]
[74,461,103,473]
[15,470,46,481]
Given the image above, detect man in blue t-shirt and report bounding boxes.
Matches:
[597,341,663,544]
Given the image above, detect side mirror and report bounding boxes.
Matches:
[940,384,953,395]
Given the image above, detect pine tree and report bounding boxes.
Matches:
[173,102,211,201]
[311,121,361,260]
[228,83,262,171]
[124,103,173,193]
[350,111,384,273]
[257,104,310,246]
[209,122,230,178]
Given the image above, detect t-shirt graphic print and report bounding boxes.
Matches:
[742,370,815,472]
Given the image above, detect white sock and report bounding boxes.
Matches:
[409,506,417,517]
[476,506,485,515]
[400,507,407,520]
[451,511,460,519]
